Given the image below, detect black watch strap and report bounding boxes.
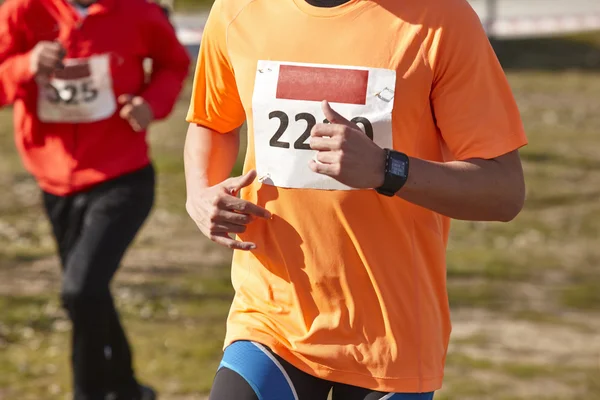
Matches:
[375,149,410,197]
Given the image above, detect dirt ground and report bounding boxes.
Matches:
[1,33,600,400]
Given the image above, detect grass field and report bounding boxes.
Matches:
[1,33,600,400]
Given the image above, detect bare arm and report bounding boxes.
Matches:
[398,150,525,222]
[183,123,240,196]
[309,101,526,222]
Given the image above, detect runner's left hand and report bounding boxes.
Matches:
[118,95,154,132]
[309,100,386,189]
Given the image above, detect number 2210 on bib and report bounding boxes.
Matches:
[252,61,396,191]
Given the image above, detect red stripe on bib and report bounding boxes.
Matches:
[54,63,91,80]
[276,65,368,105]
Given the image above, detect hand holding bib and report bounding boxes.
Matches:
[309,101,385,189]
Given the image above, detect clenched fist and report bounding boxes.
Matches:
[118,94,154,132]
[30,41,66,79]
[309,100,386,189]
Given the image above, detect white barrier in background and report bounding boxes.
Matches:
[470,0,600,38]
[489,14,600,38]
[173,14,206,46]
[173,0,600,45]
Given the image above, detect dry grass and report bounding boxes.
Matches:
[1,32,600,399]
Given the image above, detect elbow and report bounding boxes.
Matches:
[496,182,526,223]
[497,199,524,222]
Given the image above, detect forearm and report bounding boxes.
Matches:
[397,153,525,222]
[0,52,34,106]
[141,5,191,120]
[142,69,188,120]
[184,124,240,197]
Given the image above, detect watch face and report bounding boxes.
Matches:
[389,156,407,178]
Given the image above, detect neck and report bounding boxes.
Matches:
[69,0,96,7]
[305,0,351,7]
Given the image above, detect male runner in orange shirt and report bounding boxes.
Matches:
[185,0,527,398]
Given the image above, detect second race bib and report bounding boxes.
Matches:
[252,61,396,190]
[37,54,116,124]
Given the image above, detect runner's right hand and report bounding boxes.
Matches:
[186,170,271,251]
[29,41,66,78]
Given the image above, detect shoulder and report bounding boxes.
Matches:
[428,0,485,35]
[0,0,37,21]
[118,0,172,25]
[209,0,257,27]
[406,0,489,68]
[1,0,33,11]
[118,0,165,17]
[374,0,483,32]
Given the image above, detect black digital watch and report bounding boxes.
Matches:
[375,149,410,197]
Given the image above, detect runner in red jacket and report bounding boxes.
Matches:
[0,0,190,398]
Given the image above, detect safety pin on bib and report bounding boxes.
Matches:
[373,87,395,103]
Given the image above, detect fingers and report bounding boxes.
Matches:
[225,170,258,193]
[118,94,145,107]
[43,41,64,54]
[207,179,271,219]
[188,172,274,251]
[309,135,343,151]
[55,42,66,59]
[200,196,265,251]
[311,100,365,139]
[131,96,146,106]
[204,200,262,251]
[118,95,153,132]
[218,194,271,219]
[209,221,248,234]
[210,209,254,226]
[119,103,133,120]
[321,100,352,126]
[209,233,257,251]
[120,103,143,132]
[129,120,143,133]
[119,96,143,132]
[38,53,64,72]
[54,42,66,68]
[32,41,66,76]
[308,159,339,177]
[41,42,66,70]
[118,94,134,105]
[310,122,346,138]
[314,150,340,164]
[40,54,64,69]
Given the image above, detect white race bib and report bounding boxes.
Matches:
[37,54,116,123]
[252,61,396,191]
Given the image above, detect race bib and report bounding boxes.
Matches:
[37,54,116,123]
[252,61,396,191]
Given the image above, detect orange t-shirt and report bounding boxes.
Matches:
[187,0,527,393]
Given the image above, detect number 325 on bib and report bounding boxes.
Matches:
[37,54,117,124]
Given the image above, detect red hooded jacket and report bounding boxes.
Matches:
[0,0,190,195]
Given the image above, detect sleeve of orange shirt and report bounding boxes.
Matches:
[140,3,191,120]
[0,0,35,107]
[186,0,246,134]
[430,0,528,161]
